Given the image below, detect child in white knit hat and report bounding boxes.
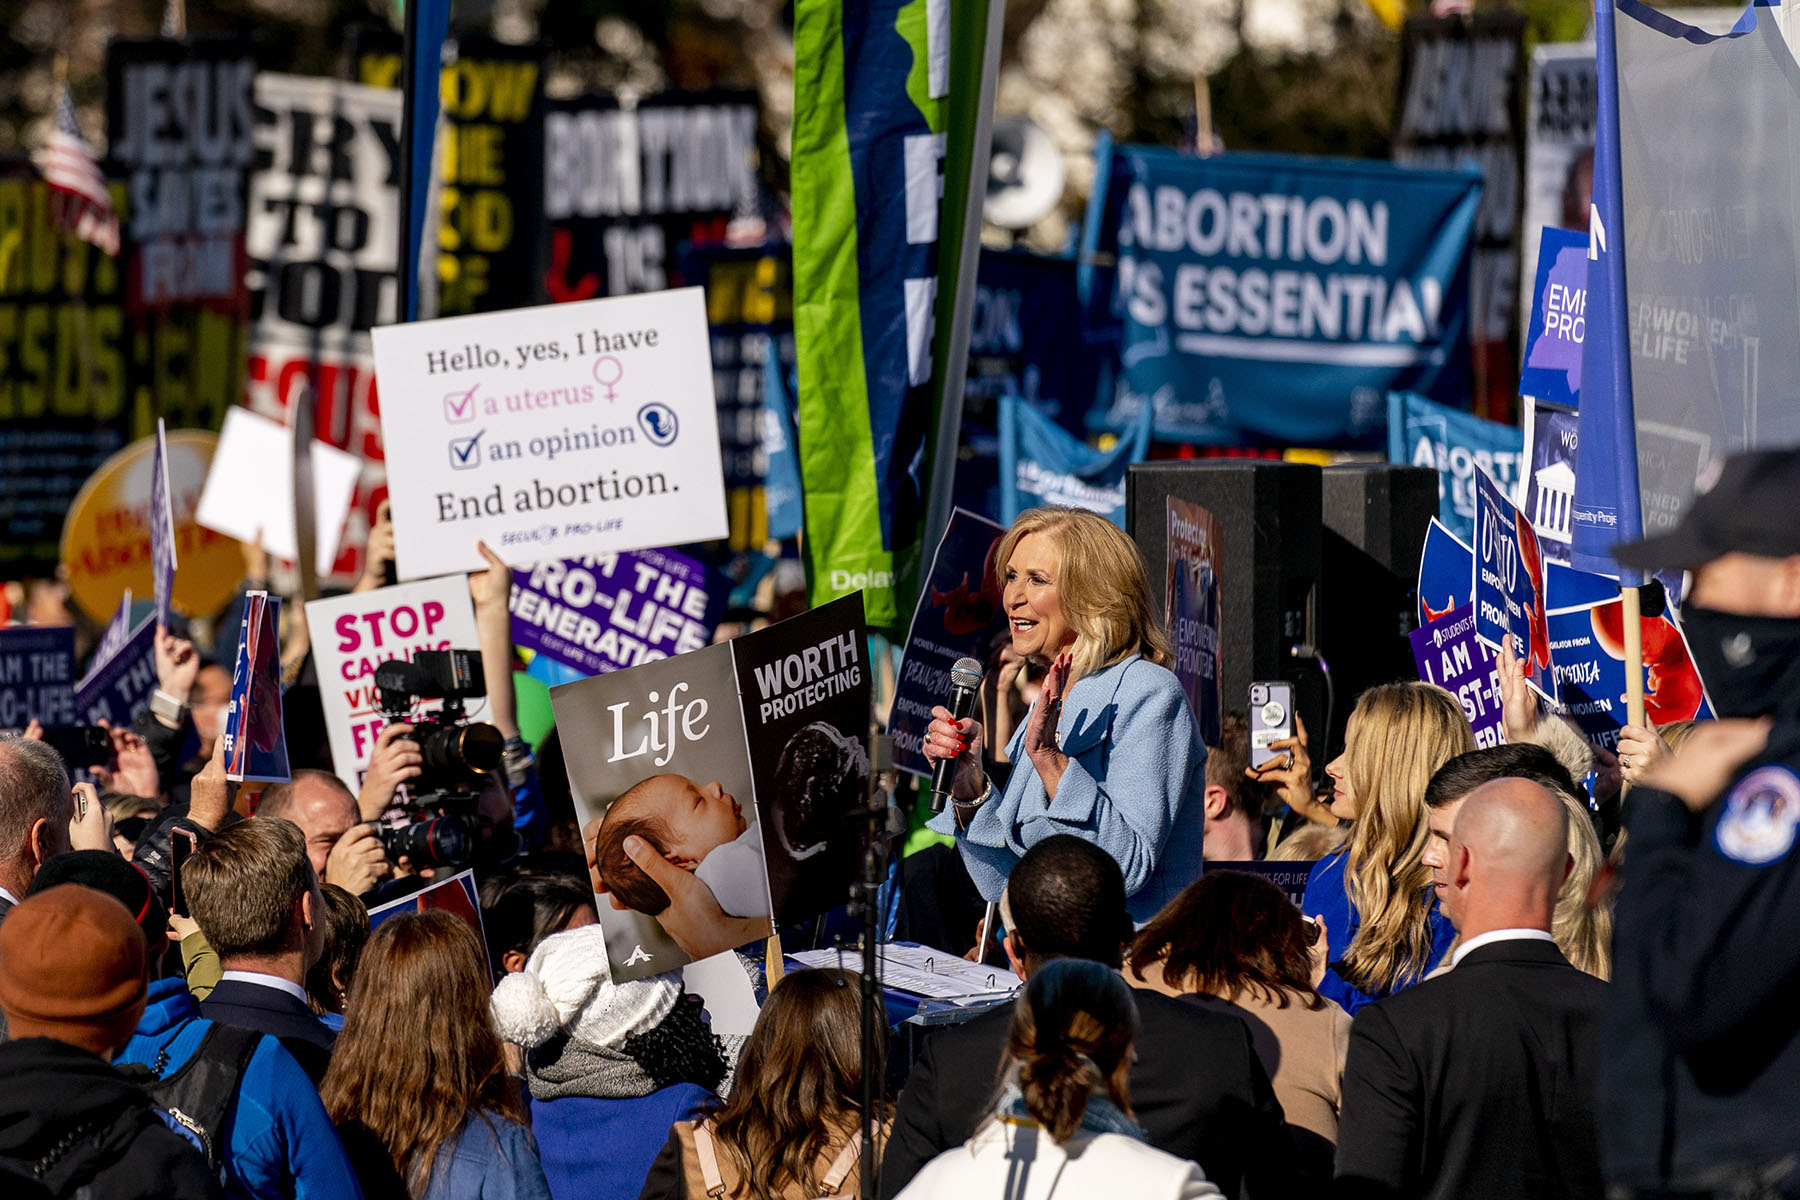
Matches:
[490,924,734,1200]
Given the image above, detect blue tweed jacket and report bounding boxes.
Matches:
[928,653,1208,923]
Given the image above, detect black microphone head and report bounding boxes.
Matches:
[950,657,984,691]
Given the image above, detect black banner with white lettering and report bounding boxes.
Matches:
[545,90,761,300]
[0,164,242,574]
[347,29,547,316]
[243,73,403,584]
[104,37,257,315]
[1394,14,1527,416]
[681,242,795,550]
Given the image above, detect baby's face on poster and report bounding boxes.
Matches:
[622,774,748,868]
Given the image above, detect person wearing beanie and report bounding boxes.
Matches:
[28,852,169,954]
[0,885,222,1199]
[490,924,729,1200]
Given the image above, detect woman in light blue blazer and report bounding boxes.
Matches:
[923,507,1208,924]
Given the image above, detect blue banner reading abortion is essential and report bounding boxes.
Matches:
[1088,147,1481,445]
[1388,391,1524,544]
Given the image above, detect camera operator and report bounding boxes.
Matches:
[257,772,391,898]
[355,543,546,891]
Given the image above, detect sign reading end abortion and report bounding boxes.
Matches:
[373,288,729,580]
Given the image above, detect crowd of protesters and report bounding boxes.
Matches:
[0,452,1797,1199]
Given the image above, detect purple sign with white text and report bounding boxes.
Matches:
[1410,604,1503,749]
[508,549,724,678]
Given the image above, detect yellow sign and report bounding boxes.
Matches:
[61,431,244,624]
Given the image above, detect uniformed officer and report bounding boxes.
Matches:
[1602,449,1800,1199]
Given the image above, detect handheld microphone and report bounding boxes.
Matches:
[931,657,986,813]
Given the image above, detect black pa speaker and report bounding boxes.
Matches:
[1126,461,1324,754]
[1317,464,1439,759]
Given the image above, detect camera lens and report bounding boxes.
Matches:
[378,816,475,868]
[416,721,504,778]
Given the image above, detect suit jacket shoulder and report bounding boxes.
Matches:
[1369,940,1605,1028]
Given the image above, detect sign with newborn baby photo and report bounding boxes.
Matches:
[553,594,871,981]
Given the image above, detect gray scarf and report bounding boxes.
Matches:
[526,1033,661,1102]
[525,1030,749,1103]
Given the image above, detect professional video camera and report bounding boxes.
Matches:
[371,649,505,868]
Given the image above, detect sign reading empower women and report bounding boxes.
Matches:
[372,288,728,579]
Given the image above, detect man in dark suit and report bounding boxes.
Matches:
[185,816,334,1084]
[1335,777,1606,1200]
[881,835,1292,1200]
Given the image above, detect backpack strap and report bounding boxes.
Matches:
[146,1021,263,1172]
[818,1137,861,1196]
[690,1123,728,1198]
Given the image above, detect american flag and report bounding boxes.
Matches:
[33,82,120,256]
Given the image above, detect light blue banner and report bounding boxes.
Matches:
[1388,391,1523,544]
[999,390,1153,526]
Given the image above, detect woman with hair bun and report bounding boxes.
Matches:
[896,958,1222,1199]
[923,506,1208,924]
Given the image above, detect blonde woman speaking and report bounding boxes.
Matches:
[923,507,1207,924]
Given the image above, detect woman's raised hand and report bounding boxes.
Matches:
[1246,714,1332,826]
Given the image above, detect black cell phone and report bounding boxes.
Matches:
[169,828,199,919]
[38,726,110,767]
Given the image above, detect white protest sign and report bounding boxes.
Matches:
[305,577,481,791]
[195,407,363,574]
[371,287,728,580]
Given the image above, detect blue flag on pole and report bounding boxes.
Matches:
[762,354,805,542]
[1568,0,1643,583]
[999,390,1153,526]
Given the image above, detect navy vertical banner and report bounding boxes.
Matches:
[683,243,798,551]
[1394,14,1528,414]
[889,509,1009,778]
[1568,0,1642,581]
[1091,148,1482,446]
[957,249,1103,520]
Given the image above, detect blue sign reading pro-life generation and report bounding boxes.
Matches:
[1089,147,1482,445]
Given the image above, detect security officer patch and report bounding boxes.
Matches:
[1716,765,1800,866]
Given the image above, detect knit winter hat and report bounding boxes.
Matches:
[0,884,148,1056]
[489,923,679,1050]
[30,851,168,948]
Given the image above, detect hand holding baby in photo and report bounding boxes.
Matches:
[591,774,771,919]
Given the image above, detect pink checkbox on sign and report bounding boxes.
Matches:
[444,386,477,424]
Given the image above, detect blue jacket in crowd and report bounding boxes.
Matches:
[118,976,364,1200]
[420,1112,553,1200]
[527,1084,714,1200]
[1303,847,1456,1015]
[928,654,1208,924]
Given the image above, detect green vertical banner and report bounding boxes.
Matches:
[792,0,968,629]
